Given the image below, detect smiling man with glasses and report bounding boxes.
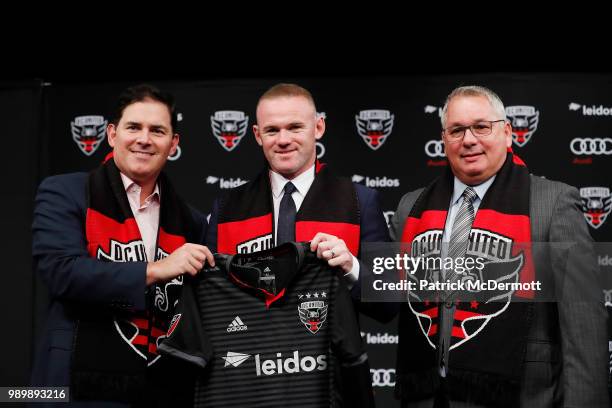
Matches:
[441,91,511,186]
[387,85,608,407]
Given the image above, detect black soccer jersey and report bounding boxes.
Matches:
[158,242,374,408]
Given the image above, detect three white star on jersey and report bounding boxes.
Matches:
[298,291,327,300]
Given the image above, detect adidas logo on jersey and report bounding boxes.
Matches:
[227,316,248,332]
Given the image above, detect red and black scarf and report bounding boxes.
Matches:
[217,163,361,256]
[71,158,195,401]
[396,151,535,406]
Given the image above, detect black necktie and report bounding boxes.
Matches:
[276,182,297,245]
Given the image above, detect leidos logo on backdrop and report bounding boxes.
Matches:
[211,111,249,152]
[424,105,442,117]
[569,102,612,116]
[355,110,394,150]
[505,106,539,147]
[580,187,612,229]
[71,115,108,156]
[352,174,400,189]
[206,175,248,189]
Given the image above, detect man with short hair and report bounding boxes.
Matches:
[31,84,214,406]
[206,83,390,304]
[389,85,609,407]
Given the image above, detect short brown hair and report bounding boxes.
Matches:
[257,83,317,112]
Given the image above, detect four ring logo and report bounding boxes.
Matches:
[167,146,181,161]
[424,140,445,158]
[604,289,612,308]
[316,142,325,159]
[370,368,395,387]
[383,211,395,229]
[570,138,612,155]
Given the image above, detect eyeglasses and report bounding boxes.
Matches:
[442,120,505,142]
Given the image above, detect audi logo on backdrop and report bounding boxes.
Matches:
[383,211,395,229]
[167,146,181,161]
[570,138,612,155]
[370,368,396,387]
[424,140,445,158]
[316,142,326,159]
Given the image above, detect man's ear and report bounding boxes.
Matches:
[169,133,180,156]
[314,115,325,141]
[107,123,116,148]
[253,124,263,146]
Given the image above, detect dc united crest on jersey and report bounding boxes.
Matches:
[297,292,328,334]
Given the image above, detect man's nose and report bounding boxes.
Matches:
[462,127,478,145]
[135,129,152,144]
[277,129,292,144]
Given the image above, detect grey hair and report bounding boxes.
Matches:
[440,85,507,129]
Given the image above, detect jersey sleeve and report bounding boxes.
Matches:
[158,275,212,369]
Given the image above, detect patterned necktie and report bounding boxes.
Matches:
[446,186,478,281]
[438,186,478,380]
[276,182,297,245]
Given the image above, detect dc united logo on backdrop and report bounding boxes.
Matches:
[580,187,612,229]
[71,115,107,156]
[211,111,249,151]
[506,106,539,147]
[355,110,394,150]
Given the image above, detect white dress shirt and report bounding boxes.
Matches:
[269,165,360,284]
[120,173,160,262]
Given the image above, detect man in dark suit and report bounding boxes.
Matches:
[31,84,214,406]
[205,83,390,303]
[389,85,609,407]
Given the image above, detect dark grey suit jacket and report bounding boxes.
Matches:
[389,175,609,408]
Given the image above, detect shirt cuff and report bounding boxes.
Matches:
[342,255,360,288]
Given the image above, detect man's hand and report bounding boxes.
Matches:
[310,232,353,274]
[146,243,215,285]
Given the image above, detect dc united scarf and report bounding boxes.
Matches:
[72,158,194,401]
[397,151,535,406]
[217,163,361,256]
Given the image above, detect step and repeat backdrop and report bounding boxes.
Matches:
[35,74,612,405]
